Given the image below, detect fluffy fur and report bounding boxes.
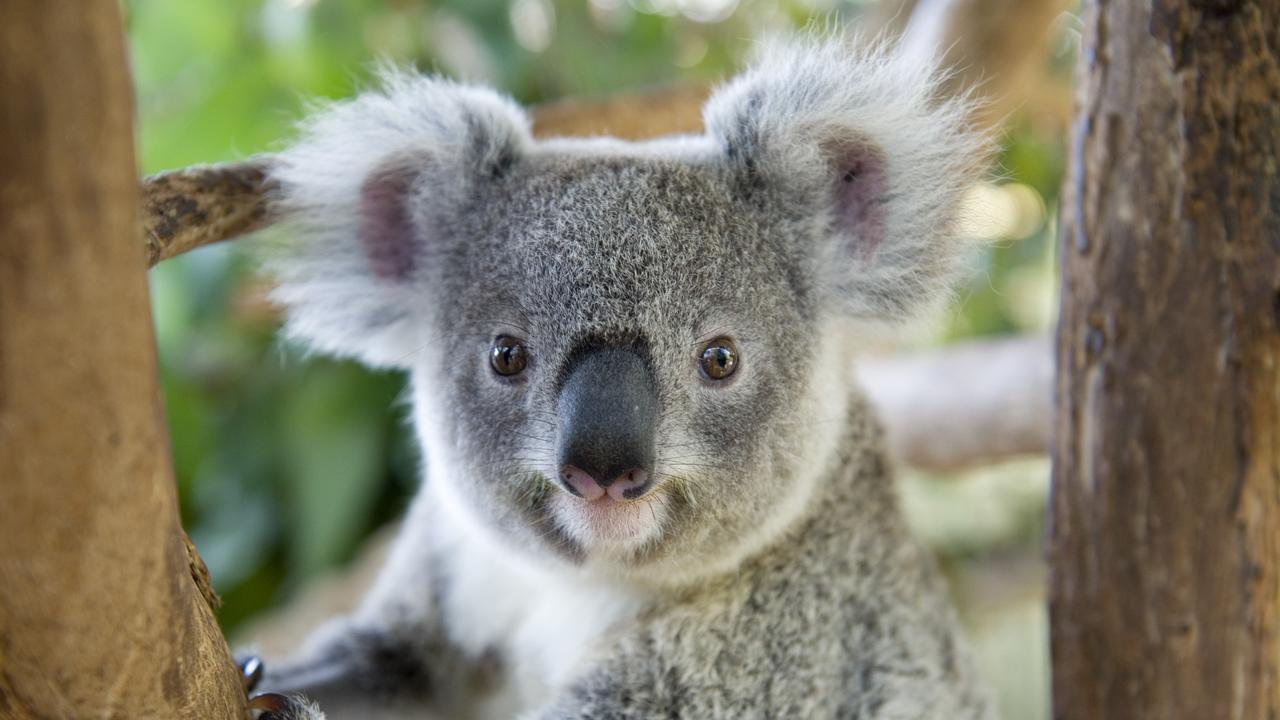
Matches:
[256,36,994,720]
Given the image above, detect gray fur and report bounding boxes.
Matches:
[257,35,994,720]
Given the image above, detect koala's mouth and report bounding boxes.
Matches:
[549,476,669,550]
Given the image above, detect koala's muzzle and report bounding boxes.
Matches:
[557,347,657,502]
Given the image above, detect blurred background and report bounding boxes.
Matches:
[127,1,1074,717]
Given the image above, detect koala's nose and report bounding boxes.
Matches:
[557,346,657,501]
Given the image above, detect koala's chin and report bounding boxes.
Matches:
[548,488,671,555]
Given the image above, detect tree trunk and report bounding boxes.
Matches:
[1050,1,1280,719]
[0,3,246,718]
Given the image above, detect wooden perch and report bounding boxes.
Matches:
[143,159,276,266]
[858,334,1052,473]
[530,82,709,140]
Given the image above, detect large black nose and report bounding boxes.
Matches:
[557,347,657,495]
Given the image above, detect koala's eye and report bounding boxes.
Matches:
[490,336,528,377]
[699,338,739,381]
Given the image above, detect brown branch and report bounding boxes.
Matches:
[143,159,276,266]
[858,334,1051,473]
[531,82,709,140]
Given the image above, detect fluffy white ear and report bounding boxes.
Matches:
[703,37,991,323]
[265,72,530,368]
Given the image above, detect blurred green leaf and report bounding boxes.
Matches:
[279,362,402,579]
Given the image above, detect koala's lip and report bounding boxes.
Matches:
[570,492,631,508]
[569,489,647,507]
[551,479,669,547]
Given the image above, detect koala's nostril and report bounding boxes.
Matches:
[560,466,652,502]
[560,465,605,502]
[607,469,651,502]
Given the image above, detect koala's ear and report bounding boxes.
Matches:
[703,37,991,323]
[265,73,530,368]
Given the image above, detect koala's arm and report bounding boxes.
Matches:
[254,613,458,714]
[253,512,482,716]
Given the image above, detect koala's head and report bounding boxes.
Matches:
[267,39,987,582]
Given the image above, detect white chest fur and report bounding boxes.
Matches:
[428,481,649,718]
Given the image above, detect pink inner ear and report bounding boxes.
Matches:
[826,139,888,255]
[359,165,419,281]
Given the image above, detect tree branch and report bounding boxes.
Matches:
[858,334,1052,473]
[143,159,276,266]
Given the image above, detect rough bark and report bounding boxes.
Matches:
[0,2,247,718]
[1049,1,1280,719]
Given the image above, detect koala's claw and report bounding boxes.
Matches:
[248,691,327,720]
[240,656,326,720]
[239,654,264,692]
[248,692,290,714]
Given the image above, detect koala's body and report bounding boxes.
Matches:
[257,38,994,720]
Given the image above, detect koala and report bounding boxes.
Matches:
[253,36,994,720]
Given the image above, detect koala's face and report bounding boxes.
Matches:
[413,149,828,571]
[269,40,986,580]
